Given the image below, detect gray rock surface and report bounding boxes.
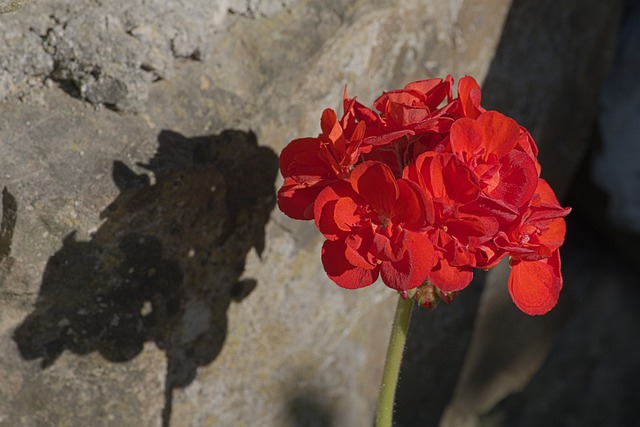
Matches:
[0,0,30,14]
[1,0,230,111]
[0,0,626,426]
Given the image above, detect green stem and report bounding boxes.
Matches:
[375,294,414,427]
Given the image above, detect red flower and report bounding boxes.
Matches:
[450,111,539,212]
[278,108,366,219]
[340,77,458,176]
[497,179,571,259]
[500,179,571,314]
[342,89,415,149]
[405,151,498,291]
[277,75,571,316]
[314,161,435,291]
[372,76,455,133]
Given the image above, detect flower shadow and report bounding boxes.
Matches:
[12,129,278,426]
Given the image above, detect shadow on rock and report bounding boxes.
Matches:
[286,393,335,427]
[13,129,278,426]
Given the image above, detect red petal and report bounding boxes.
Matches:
[457,76,483,119]
[363,130,414,148]
[450,118,486,159]
[322,239,378,289]
[373,89,419,113]
[388,101,430,127]
[488,150,539,208]
[362,147,404,177]
[278,177,324,220]
[517,126,539,158]
[439,154,480,204]
[350,161,399,215]
[395,179,433,230]
[320,109,341,140]
[477,111,520,159]
[415,152,479,204]
[279,137,323,178]
[350,98,384,126]
[508,250,562,315]
[535,178,563,207]
[405,76,452,110]
[314,181,358,240]
[444,213,499,246]
[404,77,445,96]
[334,197,361,230]
[412,116,455,133]
[532,175,568,221]
[380,232,435,290]
[373,233,397,262]
[344,233,377,269]
[461,194,519,226]
[349,120,366,145]
[538,217,567,252]
[428,256,474,292]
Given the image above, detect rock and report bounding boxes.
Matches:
[481,0,621,198]
[477,214,640,427]
[397,1,623,426]
[591,0,640,262]
[0,0,30,14]
[0,0,623,426]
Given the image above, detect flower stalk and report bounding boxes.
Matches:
[375,294,414,427]
[276,74,571,426]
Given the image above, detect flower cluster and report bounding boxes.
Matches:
[278,76,570,315]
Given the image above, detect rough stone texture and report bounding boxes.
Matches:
[0,1,629,427]
[0,0,30,14]
[0,0,510,113]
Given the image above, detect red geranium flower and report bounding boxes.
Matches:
[405,151,498,291]
[314,161,435,291]
[449,111,539,212]
[341,77,458,176]
[277,75,571,316]
[499,179,571,314]
[496,179,571,260]
[278,108,367,220]
[372,76,455,133]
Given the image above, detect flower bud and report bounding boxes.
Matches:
[413,279,456,309]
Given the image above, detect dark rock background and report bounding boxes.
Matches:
[399,1,640,427]
[0,0,638,426]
